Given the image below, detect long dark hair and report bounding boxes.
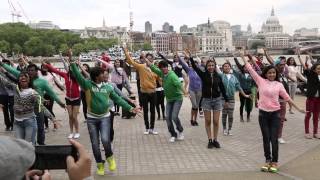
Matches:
[114,59,122,76]
[18,72,32,90]
[261,65,280,81]
[286,57,297,67]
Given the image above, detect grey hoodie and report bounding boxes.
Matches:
[0,136,35,180]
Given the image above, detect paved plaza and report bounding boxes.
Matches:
[1,87,320,180]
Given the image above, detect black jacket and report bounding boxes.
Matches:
[190,57,228,101]
[305,69,320,98]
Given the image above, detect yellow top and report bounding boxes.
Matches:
[125,51,158,93]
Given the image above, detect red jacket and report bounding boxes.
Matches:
[101,54,111,69]
[44,64,80,99]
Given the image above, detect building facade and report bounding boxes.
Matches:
[169,33,183,52]
[258,7,290,49]
[28,21,60,30]
[196,20,234,53]
[151,31,170,52]
[145,21,152,36]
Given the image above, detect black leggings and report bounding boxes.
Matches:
[156,90,165,118]
[81,90,87,119]
[239,90,252,118]
[115,84,123,113]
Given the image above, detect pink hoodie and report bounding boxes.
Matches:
[245,64,290,112]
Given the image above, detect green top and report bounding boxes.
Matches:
[1,63,63,105]
[70,63,133,117]
[150,65,183,102]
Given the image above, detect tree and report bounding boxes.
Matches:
[24,37,44,56]
[143,42,153,51]
[72,43,86,56]
[12,43,22,54]
[0,40,10,53]
[59,44,69,55]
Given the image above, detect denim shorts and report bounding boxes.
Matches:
[201,97,223,111]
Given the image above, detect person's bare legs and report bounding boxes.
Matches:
[204,110,212,139]
[72,106,80,133]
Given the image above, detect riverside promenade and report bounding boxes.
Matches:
[1,86,319,180]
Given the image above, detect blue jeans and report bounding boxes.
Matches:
[14,117,37,145]
[87,117,112,163]
[166,100,184,137]
[36,111,45,145]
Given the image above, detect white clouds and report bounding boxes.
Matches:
[1,0,319,34]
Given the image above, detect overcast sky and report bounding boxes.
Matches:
[1,0,319,34]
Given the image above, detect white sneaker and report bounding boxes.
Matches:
[177,132,184,141]
[169,137,176,143]
[149,129,159,135]
[73,133,80,139]
[228,129,233,136]
[278,138,286,144]
[223,129,228,136]
[68,133,74,139]
[199,111,204,117]
[144,129,149,135]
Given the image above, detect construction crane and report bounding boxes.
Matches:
[8,0,30,23]
[129,0,134,51]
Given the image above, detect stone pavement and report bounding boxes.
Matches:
[1,91,320,180]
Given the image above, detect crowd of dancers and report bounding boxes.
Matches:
[0,47,319,175]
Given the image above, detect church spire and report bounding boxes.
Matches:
[271,6,275,16]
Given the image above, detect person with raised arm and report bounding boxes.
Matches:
[215,60,250,135]
[0,69,59,144]
[123,47,159,135]
[232,55,255,122]
[287,49,307,114]
[0,54,65,145]
[304,62,320,139]
[189,52,228,149]
[68,49,140,175]
[144,54,185,143]
[179,50,202,126]
[42,62,81,139]
[239,51,304,173]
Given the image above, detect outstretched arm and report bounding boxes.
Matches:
[297,48,307,70]
[264,48,274,65]
[59,52,70,72]
[157,52,173,66]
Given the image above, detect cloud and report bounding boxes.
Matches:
[0,0,319,34]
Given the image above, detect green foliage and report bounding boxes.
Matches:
[0,40,10,52]
[0,22,118,56]
[143,42,153,51]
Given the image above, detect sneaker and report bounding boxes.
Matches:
[305,133,313,139]
[194,121,199,126]
[149,129,159,135]
[177,132,184,141]
[223,129,228,136]
[144,129,149,135]
[207,141,214,149]
[44,128,49,133]
[289,110,294,114]
[199,111,204,117]
[106,156,117,171]
[269,163,278,173]
[9,126,13,131]
[247,116,251,122]
[68,133,74,139]
[314,134,320,139]
[169,137,176,143]
[5,127,10,131]
[261,162,270,172]
[228,129,233,136]
[96,162,105,175]
[73,133,80,139]
[278,138,286,144]
[212,140,221,148]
